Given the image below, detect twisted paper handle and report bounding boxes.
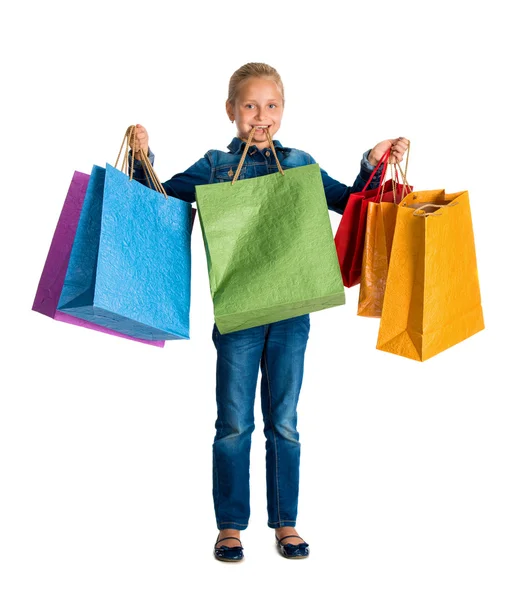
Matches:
[395,139,410,189]
[412,201,459,217]
[386,140,410,204]
[232,126,285,184]
[115,126,167,198]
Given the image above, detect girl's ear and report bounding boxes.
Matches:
[225,100,235,123]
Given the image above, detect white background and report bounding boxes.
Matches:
[1,1,521,598]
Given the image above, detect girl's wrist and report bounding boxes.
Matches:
[367,150,379,167]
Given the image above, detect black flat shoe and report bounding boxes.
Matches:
[275,534,310,559]
[214,536,244,562]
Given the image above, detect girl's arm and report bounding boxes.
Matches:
[313,150,383,215]
[316,136,409,215]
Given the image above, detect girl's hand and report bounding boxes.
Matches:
[129,124,149,159]
[368,137,409,166]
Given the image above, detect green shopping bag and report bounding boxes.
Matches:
[195,128,345,333]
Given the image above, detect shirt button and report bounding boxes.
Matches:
[265,151,270,157]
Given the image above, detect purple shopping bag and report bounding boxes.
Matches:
[32,170,164,347]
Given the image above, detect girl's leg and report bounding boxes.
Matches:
[259,314,310,530]
[212,323,265,532]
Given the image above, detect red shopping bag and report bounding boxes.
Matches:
[334,151,389,288]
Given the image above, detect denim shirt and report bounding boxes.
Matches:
[131,137,383,215]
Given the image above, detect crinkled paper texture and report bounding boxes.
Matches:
[376,189,484,361]
[335,180,409,288]
[32,170,164,346]
[196,163,345,333]
[58,164,192,341]
[357,184,412,318]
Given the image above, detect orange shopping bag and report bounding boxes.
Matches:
[357,160,412,317]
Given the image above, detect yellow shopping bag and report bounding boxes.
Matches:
[376,189,484,361]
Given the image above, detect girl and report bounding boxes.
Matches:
[130,62,408,561]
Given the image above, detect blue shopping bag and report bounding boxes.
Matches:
[57,163,194,341]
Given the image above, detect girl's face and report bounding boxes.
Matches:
[226,77,284,149]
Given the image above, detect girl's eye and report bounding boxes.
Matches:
[269,104,277,109]
[245,104,255,109]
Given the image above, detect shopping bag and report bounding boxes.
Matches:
[32,170,164,346]
[357,163,413,317]
[376,189,484,361]
[57,127,194,341]
[195,127,345,334]
[334,151,390,288]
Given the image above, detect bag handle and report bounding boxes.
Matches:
[396,139,410,189]
[115,125,168,198]
[231,127,285,185]
[390,150,410,205]
[412,201,459,217]
[378,140,411,204]
[393,140,410,204]
[377,158,403,204]
[362,148,390,193]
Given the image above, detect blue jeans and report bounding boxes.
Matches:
[211,314,310,531]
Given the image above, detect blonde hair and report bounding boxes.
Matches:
[227,62,285,105]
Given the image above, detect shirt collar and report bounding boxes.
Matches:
[227,137,291,155]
